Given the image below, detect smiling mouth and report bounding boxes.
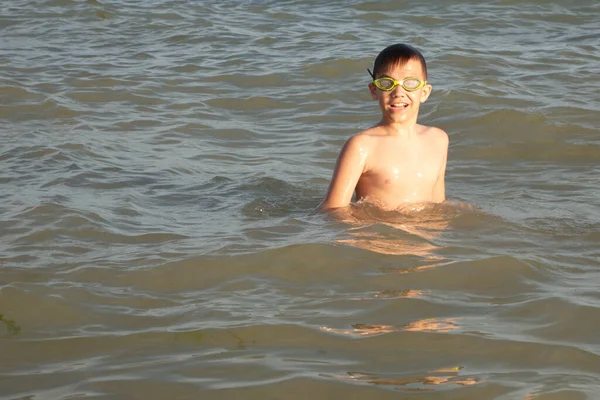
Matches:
[390,103,409,109]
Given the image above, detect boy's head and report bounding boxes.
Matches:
[369,43,427,80]
[367,43,432,125]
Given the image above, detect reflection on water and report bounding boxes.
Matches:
[339,230,442,258]
[320,317,461,337]
[404,318,460,333]
[374,289,423,299]
[321,367,478,392]
[333,200,470,259]
[348,289,424,301]
[323,203,466,343]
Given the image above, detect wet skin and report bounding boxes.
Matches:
[320,58,448,211]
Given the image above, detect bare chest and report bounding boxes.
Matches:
[365,143,442,186]
[354,140,443,204]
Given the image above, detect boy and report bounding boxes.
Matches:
[319,43,448,211]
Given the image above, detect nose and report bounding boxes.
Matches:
[391,84,408,96]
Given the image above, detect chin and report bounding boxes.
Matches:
[388,113,411,124]
[390,108,419,121]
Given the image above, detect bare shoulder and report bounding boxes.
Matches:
[420,125,449,147]
[344,127,379,148]
[348,126,388,147]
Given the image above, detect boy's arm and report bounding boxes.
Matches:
[432,131,449,203]
[319,135,368,211]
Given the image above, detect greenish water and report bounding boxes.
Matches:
[1,0,600,398]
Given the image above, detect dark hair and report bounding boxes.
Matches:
[369,43,427,80]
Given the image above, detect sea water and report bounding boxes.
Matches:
[1,0,600,398]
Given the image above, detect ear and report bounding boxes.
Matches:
[419,83,432,103]
[368,83,378,100]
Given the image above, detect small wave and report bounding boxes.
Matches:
[499,296,600,346]
[12,227,186,245]
[66,91,165,106]
[0,99,81,121]
[238,176,324,219]
[12,202,105,224]
[206,96,294,111]
[302,57,366,79]
[0,86,43,102]
[202,73,294,88]
[1,145,61,161]
[70,77,137,88]
[242,198,283,218]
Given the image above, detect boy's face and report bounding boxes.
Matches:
[368,58,432,124]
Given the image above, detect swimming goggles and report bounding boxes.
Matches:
[368,68,426,92]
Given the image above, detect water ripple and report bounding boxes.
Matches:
[2,0,600,397]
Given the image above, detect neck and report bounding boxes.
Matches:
[378,118,419,138]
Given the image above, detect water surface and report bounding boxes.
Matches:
[2,0,600,398]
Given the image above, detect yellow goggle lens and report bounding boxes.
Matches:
[373,77,425,92]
